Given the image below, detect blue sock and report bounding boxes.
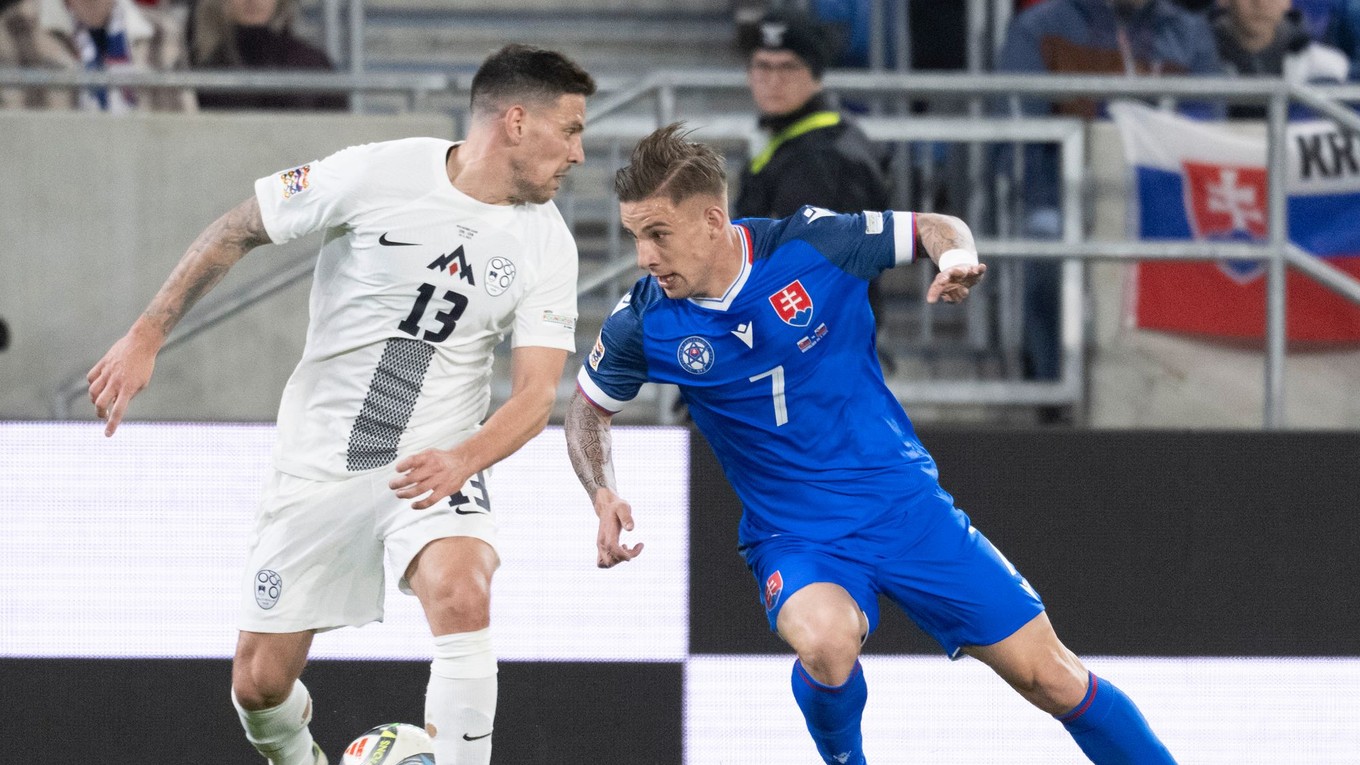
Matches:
[1058,672,1177,765]
[791,659,868,765]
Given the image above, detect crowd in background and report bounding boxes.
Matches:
[3,0,1357,425]
[740,0,1360,423]
[991,0,1356,413]
[0,0,341,111]
[2,1,1357,114]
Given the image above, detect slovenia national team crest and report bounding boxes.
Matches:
[254,570,282,610]
[769,280,814,327]
[484,256,517,296]
[677,336,715,374]
[764,570,784,611]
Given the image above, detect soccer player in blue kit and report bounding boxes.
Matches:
[565,125,1177,764]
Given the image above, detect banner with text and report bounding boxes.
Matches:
[1111,100,1360,341]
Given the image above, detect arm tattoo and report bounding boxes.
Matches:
[143,197,272,336]
[913,213,976,263]
[565,388,616,499]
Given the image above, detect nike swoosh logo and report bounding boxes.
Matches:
[379,233,419,246]
[463,731,492,741]
[454,508,490,515]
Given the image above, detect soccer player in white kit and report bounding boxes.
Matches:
[85,45,596,765]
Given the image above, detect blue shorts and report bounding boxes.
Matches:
[740,499,1045,659]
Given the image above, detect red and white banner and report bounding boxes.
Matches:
[1111,101,1360,342]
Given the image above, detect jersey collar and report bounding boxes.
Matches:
[688,224,753,312]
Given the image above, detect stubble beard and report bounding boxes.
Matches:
[508,159,559,205]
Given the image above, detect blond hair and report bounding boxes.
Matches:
[614,123,728,204]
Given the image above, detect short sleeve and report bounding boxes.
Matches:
[253,144,366,245]
[512,218,579,352]
[780,207,910,280]
[575,289,650,413]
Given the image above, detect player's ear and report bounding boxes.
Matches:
[703,203,727,234]
[502,104,527,145]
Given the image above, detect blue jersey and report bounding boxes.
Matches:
[578,207,956,545]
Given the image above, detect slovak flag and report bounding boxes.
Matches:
[1111,100,1360,342]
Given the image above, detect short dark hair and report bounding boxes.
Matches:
[470,44,596,116]
[615,123,728,204]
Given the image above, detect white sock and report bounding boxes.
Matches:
[232,679,318,765]
[426,628,498,765]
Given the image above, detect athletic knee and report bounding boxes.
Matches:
[787,622,862,685]
[231,632,312,711]
[1017,654,1088,715]
[423,574,492,631]
[231,665,297,711]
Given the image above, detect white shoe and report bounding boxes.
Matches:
[311,742,329,765]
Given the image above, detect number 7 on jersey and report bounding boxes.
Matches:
[749,365,788,426]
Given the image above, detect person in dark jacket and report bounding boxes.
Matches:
[735,11,895,367]
[735,11,889,224]
[189,0,345,110]
[1213,0,1349,118]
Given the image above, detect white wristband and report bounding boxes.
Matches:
[937,248,979,272]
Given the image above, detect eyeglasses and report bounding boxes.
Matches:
[749,60,810,76]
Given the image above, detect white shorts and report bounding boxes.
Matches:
[238,466,499,634]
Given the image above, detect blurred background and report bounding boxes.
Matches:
[2,0,1359,762]
[4,0,1360,429]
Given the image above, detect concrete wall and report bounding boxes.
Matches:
[0,110,450,422]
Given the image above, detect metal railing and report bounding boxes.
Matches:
[575,72,1360,428]
[578,112,1089,416]
[0,67,450,112]
[32,69,1360,426]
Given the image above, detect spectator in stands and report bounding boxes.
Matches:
[1,0,37,108]
[1295,0,1342,40]
[1192,0,1343,40]
[189,0,344,110]
[1213,0,1350,118]
[1327,0,1360,79]
[806,0,966,71]
[735,11,888,226]
[734,11,896,370]
[30,0,194,111]
[995,0,1221,423]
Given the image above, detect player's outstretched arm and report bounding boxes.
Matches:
[86,196,273,436]
[564,387,644,568]
[391,345,567,510]
[915,211,987,305]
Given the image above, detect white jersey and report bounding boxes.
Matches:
[254,137,578,480]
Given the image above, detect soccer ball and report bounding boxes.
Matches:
[340,722,435,765]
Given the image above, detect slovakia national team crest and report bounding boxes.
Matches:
[1183,160,1268,283]
[677,336,715,374]
[769,280,814,327]
[764,570,784,611]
